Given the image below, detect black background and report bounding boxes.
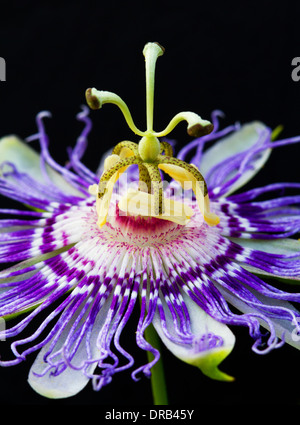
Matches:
[0,0,300,408]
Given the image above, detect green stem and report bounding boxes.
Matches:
[144,323,169,405]
[271,124,284,141]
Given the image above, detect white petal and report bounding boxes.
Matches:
[0,135,83,196]
[199,122,271,196]
[152,294,235,381]
[230,237,300,256]
[28,347,94,399]
[28,296,112,399]
[216,283,300,350]
[230,237,300,280]
[0,248,71,293]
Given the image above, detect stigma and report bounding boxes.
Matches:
[86,42,220,228]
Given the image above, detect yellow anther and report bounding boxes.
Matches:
[118,189,194,226]
[158,162,219,227]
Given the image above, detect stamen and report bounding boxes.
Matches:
[160,141,174,157]
[112,141,139,156]
[158,158,220,226]
[98,155,141,199]
[93,152,139,227]
[86,42,218,227]
[138,164,151,193]
[143,163,164,215]
[158,156,208,197]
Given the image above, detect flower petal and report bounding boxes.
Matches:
[199,122,271,196]
[27,295,112,399]
[28,347,94,399]
[230,237,300,256]
[216,283,300,350]
[0,135,83,196]
[230,237,300,281]
[152,294,235,381]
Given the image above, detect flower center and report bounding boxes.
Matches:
[102,195,204,247]
[86,42,220,228]
[103,201,199,247]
